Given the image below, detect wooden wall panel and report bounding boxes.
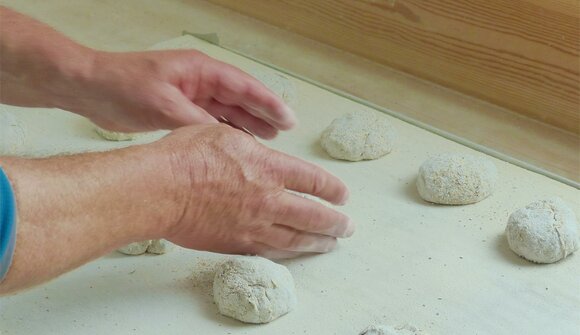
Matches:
[208,0,580,134]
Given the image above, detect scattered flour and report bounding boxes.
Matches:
[506,197,579,263]
[320,112,396,161]
[213,256,297,324]
[360,324,428,335]
[416,153,497,205]
[0,111,26,156]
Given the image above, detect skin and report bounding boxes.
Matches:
[0,7,354,295]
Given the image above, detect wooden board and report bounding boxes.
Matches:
[208,0,580,134]
[1,35,579,335]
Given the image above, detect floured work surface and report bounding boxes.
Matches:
[1,36,578,335]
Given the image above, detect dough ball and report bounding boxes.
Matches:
[506,197,579,263]
[360,324,428,335]
[94,125,141,141]
[213,256,297,324]
[320,112,396,161]
[416,153,497,205]
[0,111,26,155]
[117,240,151,255]
[249,70,296,105]
[146,239,174,254]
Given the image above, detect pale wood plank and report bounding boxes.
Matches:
[208,0,580,134]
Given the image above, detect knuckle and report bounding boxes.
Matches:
[310,170,328,195]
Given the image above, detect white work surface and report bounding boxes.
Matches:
[1,36,579,335]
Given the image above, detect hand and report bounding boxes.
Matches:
[73,50,296,139]
[0,7,295,139]
[157,124,354,259]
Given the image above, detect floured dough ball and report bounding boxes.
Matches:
[118,240,151,255]
[213,256,297,324]
[0,111,26,155]
[417,153,497,205]
[320,112,396,161]
[360,324,428,335]
[146,239,174,254]
[249,69,296,105]
[94,125,141,141]
[506,197,579,263]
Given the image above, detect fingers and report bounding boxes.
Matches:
[256,225,338,253]
[154,87,218,129]
[206,61,297,130]
[274,152,350,205]
[249,242,305,260]
[200,100,279,139]
[271,192,354,238]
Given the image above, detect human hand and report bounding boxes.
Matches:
[155,124,354,259]
[74,50,296,139]
[2,8,293,138]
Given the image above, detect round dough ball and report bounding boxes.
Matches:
[360,324,428,335]
[249,70,296,105]
[416,153,497,205]
[146,239,174,254]
[94,125,141,141]
[117,240,151,255]
[320,112,396,161]
[213,256,297,324]
[0,111,26,155]
[506,197,579,263]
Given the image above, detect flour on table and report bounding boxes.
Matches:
[506,197,579,263]
[359,324,428,335]
[416,153,497,205]
[213,256,297,324]
[0,111,26,156]
[249,69,297,105]
[94,124,142,141]
[320,112,396,161]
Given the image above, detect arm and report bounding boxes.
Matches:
[0,144,178,294]
[0,6,295,138]
[0,124,353,295]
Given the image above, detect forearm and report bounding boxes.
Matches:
[0,146,179,295]
[0,6,94,109]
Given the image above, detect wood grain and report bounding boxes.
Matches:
[208,0,580,134]
[4,0,579,181]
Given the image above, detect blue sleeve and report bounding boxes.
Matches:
[0,166,17,282]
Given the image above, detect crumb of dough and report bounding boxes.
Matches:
[117,241,152,255]
[146,239,174,254]
[359,324,429,335]
[94,125,142,141]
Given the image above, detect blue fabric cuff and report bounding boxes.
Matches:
[0,166,17,282]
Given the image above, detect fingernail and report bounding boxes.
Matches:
[342,220,356,238]
[337,191,350,206]
[281,105,298,130]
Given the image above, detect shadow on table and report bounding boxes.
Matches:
[401,176,436,207]
[493,234,536,267]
